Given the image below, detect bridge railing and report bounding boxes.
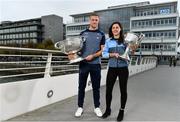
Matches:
[0,46,157,83]
[0,46,110,83]
[0,46,157,121]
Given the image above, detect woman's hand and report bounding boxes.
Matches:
[110,53,120,58]
[129,44,139,54]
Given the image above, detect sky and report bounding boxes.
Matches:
[0,0,179,24]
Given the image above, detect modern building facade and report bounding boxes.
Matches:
[0,15,63,45]
[66,1,179,62]
[131,1,179,63]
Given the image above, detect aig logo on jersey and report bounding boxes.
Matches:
[97,33,101,40]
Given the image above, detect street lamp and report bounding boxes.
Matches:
[152,44,155,55]
[139,42,142,60]
[160,37,163,62]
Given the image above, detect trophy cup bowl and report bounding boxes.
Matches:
[54,37,85,64]
[119,32,145,61]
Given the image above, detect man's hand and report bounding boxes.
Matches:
[67,51,76,60]
[85,54,94,61]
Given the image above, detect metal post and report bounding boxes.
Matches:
[160,37,163,62]
[139,42,142,60]
[44,53,52,78]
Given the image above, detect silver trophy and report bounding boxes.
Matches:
[119,32,145,61]
[54,37,86,64]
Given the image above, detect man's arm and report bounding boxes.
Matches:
[85,45,104,61]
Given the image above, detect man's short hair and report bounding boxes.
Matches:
[90,12,99,17]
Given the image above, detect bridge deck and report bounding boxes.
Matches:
[7,65,180,121]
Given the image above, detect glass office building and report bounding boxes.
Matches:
[66,1,179,62]
[0,15,63,45]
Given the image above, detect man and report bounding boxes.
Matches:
[69,13,105,117]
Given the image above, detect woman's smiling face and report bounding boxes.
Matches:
[112,23,121,37]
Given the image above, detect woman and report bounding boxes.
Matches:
[102,22,136,121]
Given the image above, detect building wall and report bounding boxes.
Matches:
[41,15,63,43]
[96,7,134,33]
[66,1,179,63]
[0,19,43,45]
[130,1,179,63]
[0,14,64,45]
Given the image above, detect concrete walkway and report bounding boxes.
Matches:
[7,65,180,121]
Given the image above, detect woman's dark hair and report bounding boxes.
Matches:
[109,21,124,43]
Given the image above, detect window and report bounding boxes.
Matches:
[153,20,156,25]
[136,12,139,16]
[161,32,164,37]
[149,33,152,37]
[30,26,37,30]
[142,21,145,26]
[0,30,3,34]
[153,32,156,37]
[173,18,176,24]
[154,11,158,15]
[144,12,146,16]
[161,20,164,24]
[16,27,22,32]
[156,33,160,37]
[165,19,168,24]
[172,32,176,37]
[149,20,152,26]
[156,20,160,25]
[9,35,13,39]
[10,28,15,33]
[169,32,172,37]
[169,19,172,24]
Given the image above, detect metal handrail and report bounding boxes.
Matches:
[0,46,157,83]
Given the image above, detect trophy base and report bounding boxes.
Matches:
[119,55,130,62]
[68,57,84,64]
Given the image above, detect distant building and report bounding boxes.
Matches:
[0,14,63,45]
[66,1,180,63]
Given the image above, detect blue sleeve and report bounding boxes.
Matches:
[102,40,110,58]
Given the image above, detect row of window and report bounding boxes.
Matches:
[143,31,176,38]
[74,16,89,23]
[141,43,176,51]
[0,33,38,39]
[135,6,174,17]
[132,18,176,28]
[0,39,37,45]
[67,25,89,31]
[0,26,38,34]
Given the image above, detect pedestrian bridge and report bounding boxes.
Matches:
[0,46,179,121]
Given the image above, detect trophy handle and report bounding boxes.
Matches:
[137,33,145,44]
[54,41,66,53]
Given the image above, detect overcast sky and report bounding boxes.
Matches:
[0,0,179,23]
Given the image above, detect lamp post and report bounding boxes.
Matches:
[139,42,142,60]
[152,44,155,55]
[160,37,163,62]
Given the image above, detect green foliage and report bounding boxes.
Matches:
[0,39,57,54]
[0,39,56,50]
